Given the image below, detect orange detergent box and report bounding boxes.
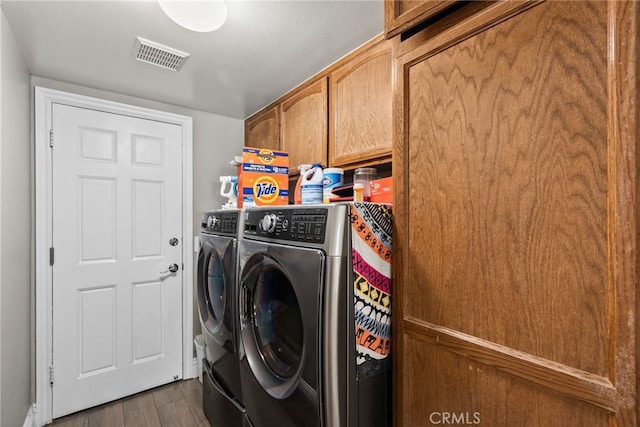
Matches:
[370,176,392,204]
[238,147,289,207]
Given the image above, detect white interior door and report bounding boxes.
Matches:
[51,103,184,418]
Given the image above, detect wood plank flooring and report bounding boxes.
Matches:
[51,379,209,427]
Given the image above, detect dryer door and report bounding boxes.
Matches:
[239,241,324,400]
[197,235,236,352]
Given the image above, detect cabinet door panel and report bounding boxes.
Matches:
[394,1,638,425]
[280,78,328,169]
[330,40,392,167]
[403,335,609,426]
[245,105,279,151]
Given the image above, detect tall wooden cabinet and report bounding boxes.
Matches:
[393,1,638,425]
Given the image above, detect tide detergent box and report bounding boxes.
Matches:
[238,147,289,207]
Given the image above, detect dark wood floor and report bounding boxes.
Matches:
[51,379,209,427]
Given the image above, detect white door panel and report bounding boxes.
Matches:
[51,104,183,417]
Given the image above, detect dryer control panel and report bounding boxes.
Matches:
[201,210,239,235]
[244,207,328,244]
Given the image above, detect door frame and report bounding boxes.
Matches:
[34,86,194,425]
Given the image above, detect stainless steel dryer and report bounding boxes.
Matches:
[197,209,249,427]
[238,204,391,427]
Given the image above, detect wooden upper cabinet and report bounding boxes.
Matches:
[329,38,392,167]
[245,105,279,151]
[280,77,328,170]
[384,0,458,38]
[245,38,393,170]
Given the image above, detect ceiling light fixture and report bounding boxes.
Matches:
[158,0,227,33]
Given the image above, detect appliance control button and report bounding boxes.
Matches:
[260,214,277,233]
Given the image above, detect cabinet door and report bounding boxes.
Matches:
[245,105,279,151]
[394,1,638,425]
[384,0,457,38]
[329,38,392,167]
[280,78,328,170]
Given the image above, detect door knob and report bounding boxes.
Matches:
[161,263,180,274]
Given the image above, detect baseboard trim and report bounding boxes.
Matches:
[23,403,36,427]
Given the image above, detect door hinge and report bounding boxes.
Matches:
[49,129,54,148]
[49,247,54,266]
[49,365,54,386]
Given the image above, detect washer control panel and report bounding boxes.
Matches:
[201,211,239,235]
[244,207,328,244]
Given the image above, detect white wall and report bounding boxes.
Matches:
[1,8,32,427]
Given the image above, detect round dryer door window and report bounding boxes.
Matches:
[254,266,303,377]
[240,253,304,399]
[206,250,226,324]
[197,241,226,336]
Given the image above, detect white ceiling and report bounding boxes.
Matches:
[1,0,384,119]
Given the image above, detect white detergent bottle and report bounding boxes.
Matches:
[294,164,312,204]
[301,164,323,204]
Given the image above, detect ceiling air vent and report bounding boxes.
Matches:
[132,37,190,71]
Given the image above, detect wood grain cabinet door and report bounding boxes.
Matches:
[329,38,393,167]
[245,105,279,151]
[280,77,328,170]
[384,0,458,38]
[393,1,638,425]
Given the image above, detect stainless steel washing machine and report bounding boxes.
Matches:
[238,204,392,427]
[197,209,249,427]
